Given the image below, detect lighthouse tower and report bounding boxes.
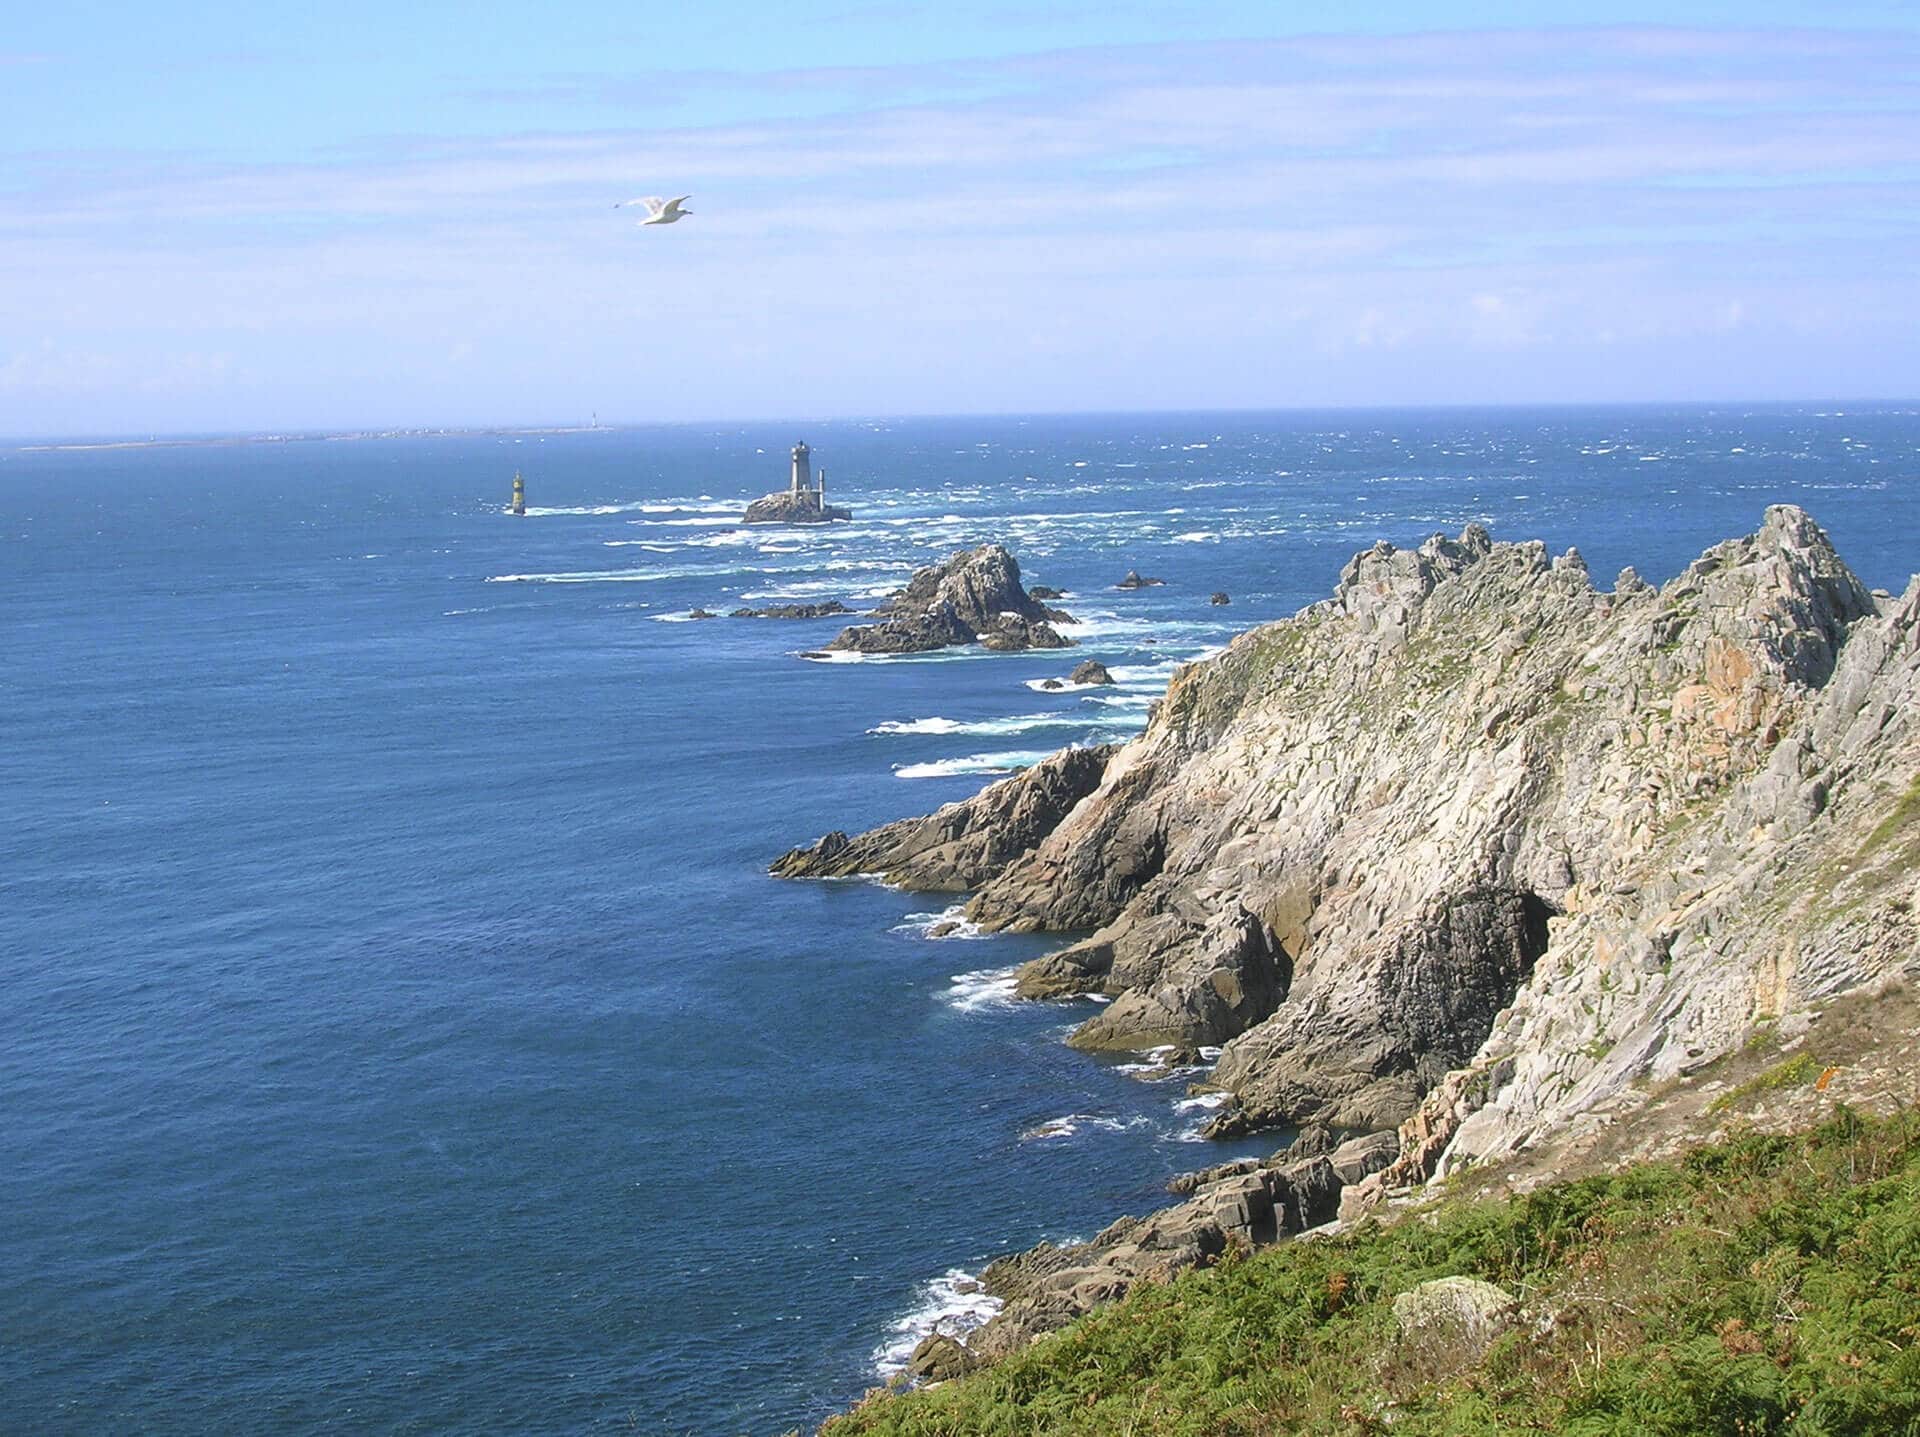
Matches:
[789,441,813,496]
[511,471,526,516]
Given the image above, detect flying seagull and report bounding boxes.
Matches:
[616,195,692,226]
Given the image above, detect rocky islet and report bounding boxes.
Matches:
[824,544,1075,655]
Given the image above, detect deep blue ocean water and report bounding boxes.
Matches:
[5,406,1916,1433]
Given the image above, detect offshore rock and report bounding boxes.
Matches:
[741,491,851,524]
[729,600,851,619]
[1116,570,1166,589]
[1210,591,1232,605]
[1069,660,1114,686]
[827,545,1073,655]
[769,745,1115,890]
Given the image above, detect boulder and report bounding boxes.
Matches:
[906,1334,977,1382]
[1116,570,1166,589]
[1328,1131,1400,1186]
[1209,591,1231,605]
[1029,585,1065,600]
[1069,660,1114,686]
[1391,1277,1519,1360]
[687,608,720,619]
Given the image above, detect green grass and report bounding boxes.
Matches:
[825,1111,1920,1436]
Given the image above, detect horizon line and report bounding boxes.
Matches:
[6,394,1918,452]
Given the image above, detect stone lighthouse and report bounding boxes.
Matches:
[510,471,525,516]
[743,441,852,525]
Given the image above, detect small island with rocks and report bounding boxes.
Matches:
[822,544,1075,655]
[741,441,852,525]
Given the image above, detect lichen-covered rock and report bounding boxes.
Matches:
[827,545,1073,654]
[1391,1276,1518,1356]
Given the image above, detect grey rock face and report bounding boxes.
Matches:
[827,545,1074,654]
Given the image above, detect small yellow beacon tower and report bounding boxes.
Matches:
[511,472,526,517]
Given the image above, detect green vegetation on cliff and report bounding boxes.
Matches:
[825,1111,1920,1436]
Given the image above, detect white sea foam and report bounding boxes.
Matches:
[1020,1114,1153,1142]
[871,717,970,735]
[870,713,1114,738]
[488,562,774,585]
[945,966,1021,1011]
[873,1269,1003,1378]
[892,905,991,941]
[1022,677,1103,694]
[894,751,1052,779]
[1172,531,1220,543]
[1173,1092,1230,1114]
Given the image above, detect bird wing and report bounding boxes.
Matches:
[616,196,668,214]
[661,195,691,215]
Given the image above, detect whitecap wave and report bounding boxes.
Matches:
[1173,1092,1230,1114]
[871,713,1114,738]
[945,966,1020,1011]
[1020,1114,1153,1142]
[1022,677,1105,694]
[892,905,991,941]
[894,751,1052,779]
[872,1270,1002,1378]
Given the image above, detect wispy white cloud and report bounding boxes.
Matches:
[1,25,1915,432]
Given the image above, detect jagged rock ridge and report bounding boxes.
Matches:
[781,507,1918,1161]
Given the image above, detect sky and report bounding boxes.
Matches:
[2,1,1917,437]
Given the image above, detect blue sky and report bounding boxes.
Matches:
[3,1,1917,435]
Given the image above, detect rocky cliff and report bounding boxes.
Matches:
[826,544,1073,654]
[781,507,1918,1187]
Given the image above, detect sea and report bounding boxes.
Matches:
[5,406,1916,1434]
